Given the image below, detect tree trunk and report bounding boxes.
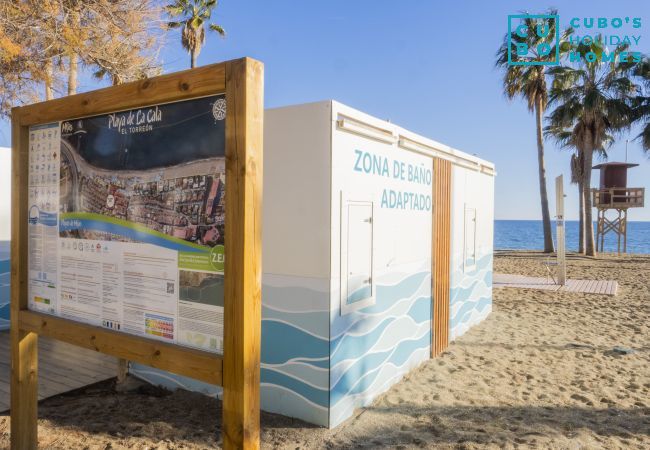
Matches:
[191,49,196,68]
[577,179,585,254]
[535,99,555,253]
[44,58,54,100]
[68,55,77,95]
[583,144,596,256]
[67,9,79,96]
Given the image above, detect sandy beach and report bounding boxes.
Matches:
[1,251,648,449]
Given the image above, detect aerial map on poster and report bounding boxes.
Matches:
[27,95,227,354]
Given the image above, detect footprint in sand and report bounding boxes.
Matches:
[570,393,594,405]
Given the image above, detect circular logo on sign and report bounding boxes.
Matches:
[212,98,227,121]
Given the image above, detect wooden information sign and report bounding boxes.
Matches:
[10,57,263,449]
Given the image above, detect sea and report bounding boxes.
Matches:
[495,220,650,254]
[0,221,647,325]
[2,221,650,260]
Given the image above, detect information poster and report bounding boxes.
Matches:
[27,95,227,353]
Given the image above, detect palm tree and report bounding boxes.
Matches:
[570,152,585,253]
[631,57,650,153]
[545,127,612,254]
[496,11,567,253]
[546,40,638,256]
[166,0,225,69]
[543,123,585,252]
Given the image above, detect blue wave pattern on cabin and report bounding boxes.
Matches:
[329,269,432,428]
[0,257,10,330]
[260,278,331,426]
[129,362,220,397]
[449,251,492,341]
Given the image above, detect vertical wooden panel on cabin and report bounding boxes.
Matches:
[222,58,264,450]
[431,158,451,358]
[10,111,39,450]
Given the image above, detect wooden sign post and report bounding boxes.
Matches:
[10,58,263,449]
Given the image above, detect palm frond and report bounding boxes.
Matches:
[639,123,650,153]
[209,24,225,36]
[166,20,183,29]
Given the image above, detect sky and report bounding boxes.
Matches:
[1,0,649,223]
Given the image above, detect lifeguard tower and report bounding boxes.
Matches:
[592,162,645,253]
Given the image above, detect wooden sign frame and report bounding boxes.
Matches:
[10,57,263,449]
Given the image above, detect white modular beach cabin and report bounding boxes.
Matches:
[131,100,496,428]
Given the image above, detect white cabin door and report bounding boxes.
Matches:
[346,203,373,305]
